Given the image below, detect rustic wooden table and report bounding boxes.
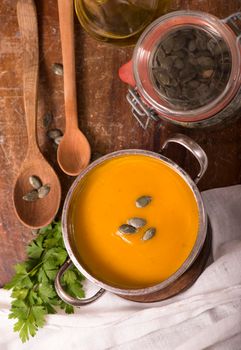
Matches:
[0,0,241,286]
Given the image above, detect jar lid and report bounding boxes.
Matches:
[133,11,241,122]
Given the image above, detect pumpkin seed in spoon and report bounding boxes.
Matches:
[29,175,42,190]
[38,184,51,198]
[22,190,39,202]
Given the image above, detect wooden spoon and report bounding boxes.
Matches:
[13,0,61,229]
[57,0,91,176]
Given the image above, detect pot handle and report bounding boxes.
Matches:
[55,259,105,306]
[161,134,208,184]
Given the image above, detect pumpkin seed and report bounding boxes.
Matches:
[136,195,152,208]
[201,69,213,79]
[207,38,217,53]
[29,175,42,190]
[174,57,184,70]
[52,63,63,76]
[175,50,186,59]
[154,69,171,86]
[127,217,146,229]
[54,136,63,145]
[43,111,53,128]
[187,80,200,89]
[142,227,156,241]
[179,64,197,83]
[197,56,214,68]
[156,47,166,64]
[165,86,177,99]
[118,224,137,235]
[196,35,207,51]
[188,39,196,52]
[47,129,63,140]
[31,229,39,235]
[160,56,174,71]
[162,37,174,54]
[38,184,51,198]
[22,190,39,202]
[173,35,186,51]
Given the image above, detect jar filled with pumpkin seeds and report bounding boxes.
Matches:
[119,11,241,128]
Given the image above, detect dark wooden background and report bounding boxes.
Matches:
[0,0,241,286]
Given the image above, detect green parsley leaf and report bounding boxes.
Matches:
[37,267,49,283]
[43,247,68,266]
[62,269,77,284]
[11,288,29,300]
[4,221,85,342]
[38,283,56,303]
[27,241,44,259]
[67,282,85,299]
[60,301,74,314]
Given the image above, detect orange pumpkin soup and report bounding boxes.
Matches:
[72,154,199,289]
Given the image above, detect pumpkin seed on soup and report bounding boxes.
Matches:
[118,224,137,235]
[127,217,146,229]
[142,227,156,241]
[135,195,152,208]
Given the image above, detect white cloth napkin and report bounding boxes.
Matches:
[1,185,241,350]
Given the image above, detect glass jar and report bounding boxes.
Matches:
[74,0,170,45]
[119,11,241,128]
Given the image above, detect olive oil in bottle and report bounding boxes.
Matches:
[74,0,170,45]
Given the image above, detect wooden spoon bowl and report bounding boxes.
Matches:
[13,156,61,228]
[57,128,91,176]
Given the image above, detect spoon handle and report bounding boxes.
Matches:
[58,0,78,131]
[17,0,39,153]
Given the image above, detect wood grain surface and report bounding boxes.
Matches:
[0,0,241,286]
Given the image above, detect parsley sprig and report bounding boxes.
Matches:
[4,221,85,342]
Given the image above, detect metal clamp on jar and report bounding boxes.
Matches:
[119,11,241,129]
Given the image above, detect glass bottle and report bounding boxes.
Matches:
[74,0,170,45]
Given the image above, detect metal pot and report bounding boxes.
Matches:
[55,134,208,306]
